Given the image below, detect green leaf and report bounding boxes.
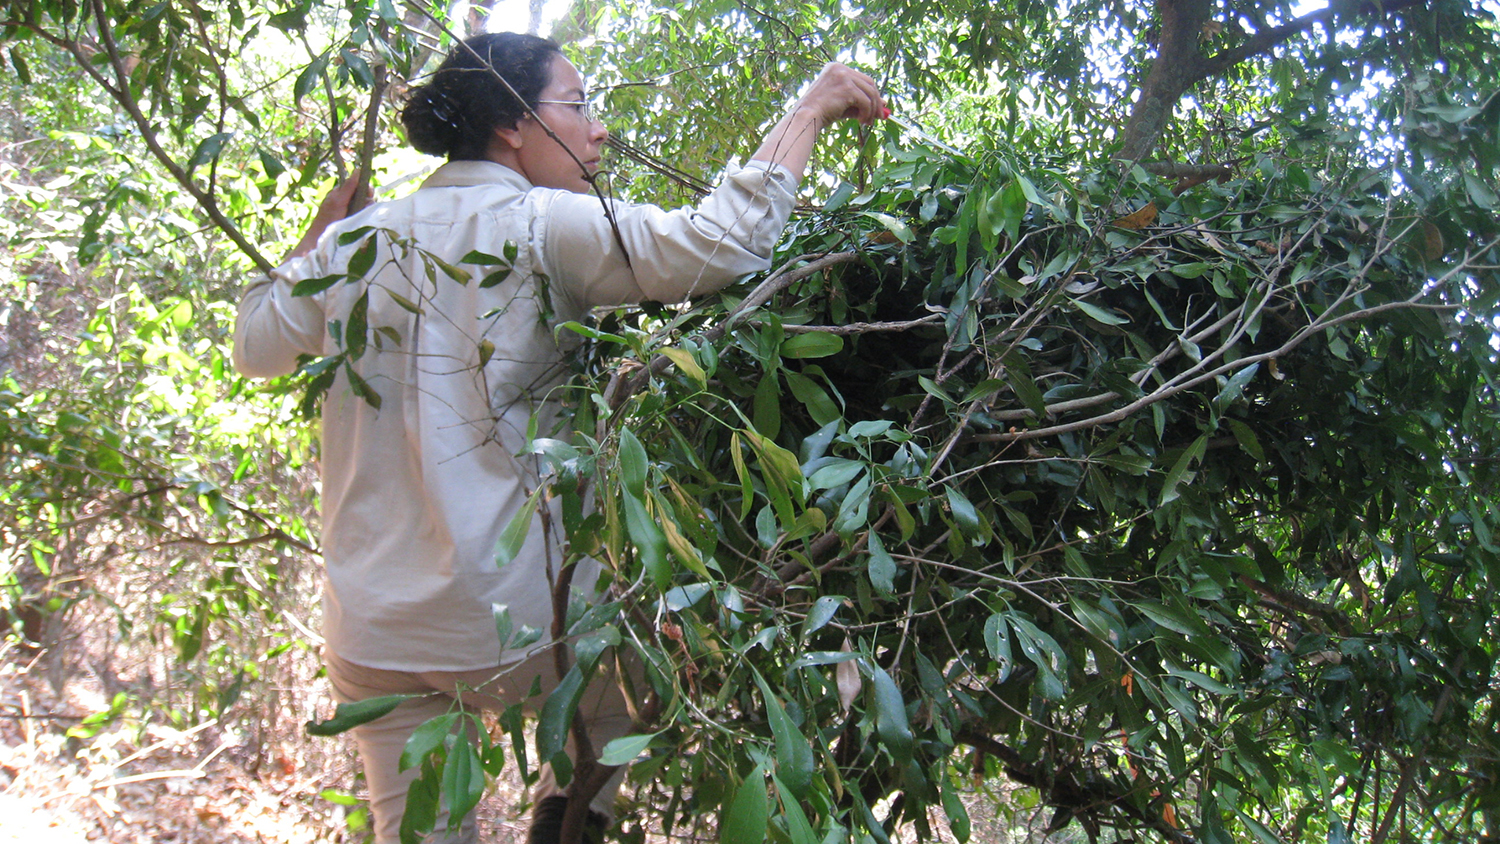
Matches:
[659,346,707,387]
[341,49,374,88]
[317,788,360,807]
[834,474,873,536]
[753,670,814,800]
[344,290,369,361]
[721,765,768,844]
[918,375,953,404]
[1069,598,1117,643]
[1213,363,1259,412]
[347,235,379,279]
[1003,354,1046,418]
[1159,435,1207,505]
[294,51,331,103]
[624,492,670,589]
[536,665,586,762]
[337,226,376,246]
[258,147,286,179]
[1134,600,1206,637]
[803,594,844,638]
[809,459,863,490]
[773,774,820,844]
[998,178,1028,243]
[493,604,514,652]
[823,181,857,212]
[385,290,424,315]
[1096,452,1152,475]
[867,531,896,593]
[399,767,440,844]
[494,486,544,569]
[479,267,514,289]
[460,250,508,265]
[788,650,861,669]
[984,613,1014,680]
[860,211,915,244]
[618,427,649,496]
[941,775,972,843]
[290,274,343,297]
[1161,681,1198,725]
[9,48,32,85]
[848,420,894,438]
[306,694,417,735]
[555,321,624,344]
[441,726,484,830]
[731,433,754,521]
[781,331,844,360]
[430,254,471,285]
[959,378,1007,403]
[598,733,658,767]
[1227,419,1266,463]
[399,713,458,772]
[945,486,983,540]
[1166,664,1238,696]
[744,429,804,523]
[1072,298,1129,325]
[869,662,913,765]
[1171,262,1211,278]
[186,132,234,174]
[853,792,893,844]
[1008,615,1066,671]
[753,373,782,439]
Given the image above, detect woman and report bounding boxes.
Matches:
[234,32,882,844]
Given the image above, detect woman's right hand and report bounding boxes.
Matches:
[794,63,886,128]
[284,171,372,262]
[750,63,887,178]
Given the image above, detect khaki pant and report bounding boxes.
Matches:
[325,648,633,844]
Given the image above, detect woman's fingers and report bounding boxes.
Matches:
[800,63,885,127]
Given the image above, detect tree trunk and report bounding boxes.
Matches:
[1117,0,1213,162]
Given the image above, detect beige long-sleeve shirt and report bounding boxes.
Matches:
[234,159,796,671]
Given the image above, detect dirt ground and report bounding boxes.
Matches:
[0,642,540,844]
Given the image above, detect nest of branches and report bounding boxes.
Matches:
[533,146,1499,843]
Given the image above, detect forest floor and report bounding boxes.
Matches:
[0,618,1052,844]
[0,640,538,844]
[0,643,1040,844]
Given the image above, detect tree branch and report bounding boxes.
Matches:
[955,728,1197,844]
[1200,0,1430,79]
[351,60,389,215]
[611,251,860,407]
[74,0,275,272]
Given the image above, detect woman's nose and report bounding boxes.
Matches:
[590,118,608,144]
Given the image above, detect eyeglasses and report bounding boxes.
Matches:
[534,99,597,122]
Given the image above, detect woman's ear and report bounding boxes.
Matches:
[493,122,525,151]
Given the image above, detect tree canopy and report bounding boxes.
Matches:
[2,1,1499,843]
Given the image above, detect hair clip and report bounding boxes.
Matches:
[429,90,462,129]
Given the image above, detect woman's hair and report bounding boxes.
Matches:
[401,33,561,161]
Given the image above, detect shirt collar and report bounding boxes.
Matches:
[420,159,532,191]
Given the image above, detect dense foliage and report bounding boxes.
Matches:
[2,0,1498,842]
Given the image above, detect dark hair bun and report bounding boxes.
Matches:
[400,33,562,161]
[402,86,461,157]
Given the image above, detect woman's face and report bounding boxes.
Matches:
[503,54,607,193]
